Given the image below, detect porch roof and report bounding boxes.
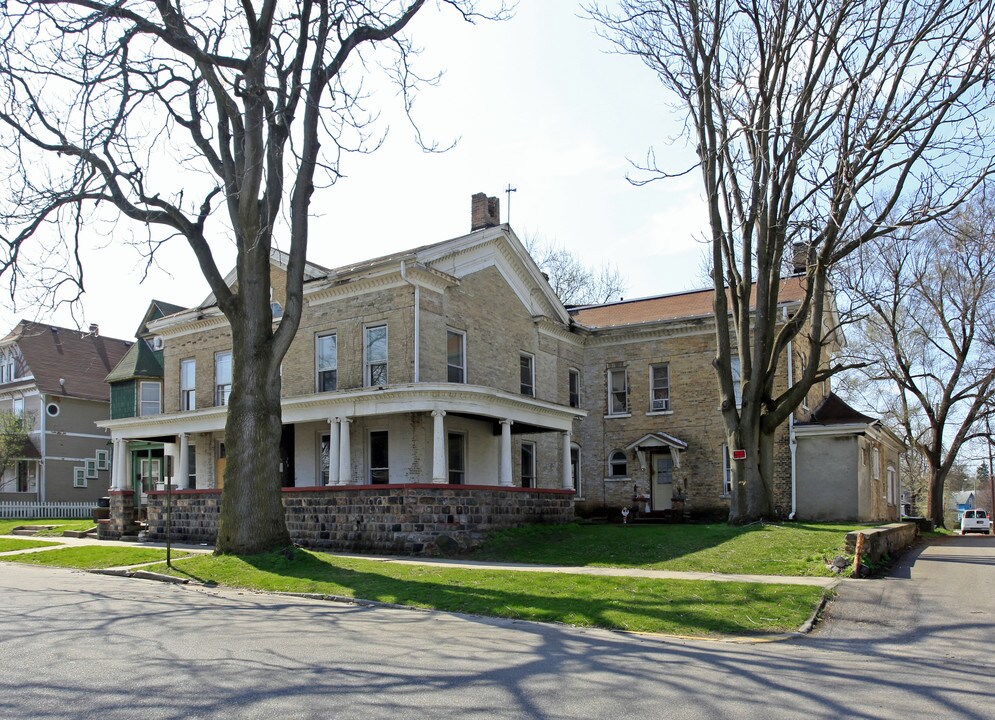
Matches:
[97,382,586,439]
[625,431,688,453]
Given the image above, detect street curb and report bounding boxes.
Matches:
[797,579,841,634]
[89,568,189,584]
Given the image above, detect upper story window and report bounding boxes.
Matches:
[609,449,627,477]
[607,368,628,416]
[872,446,880,480]
[365,325,388,386]
[568,369,580,408]
[316,333,337,392]
[215,351,232,406]
[447,329,466,384]
[139,381,161,416]
[520,352,535,397]
[179,358,196,411]
[730,357,743,407]
[650,363,671,412]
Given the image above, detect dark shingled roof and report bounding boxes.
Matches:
[801,392,876,425]
[104,339,163,383]
[0,321,132,402]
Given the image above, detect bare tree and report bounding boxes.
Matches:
[523,235,626,306]
[0,1,502,554]
[590,0,995,523]
[842,194,995,527]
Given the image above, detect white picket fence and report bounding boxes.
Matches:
[0,501,98,519]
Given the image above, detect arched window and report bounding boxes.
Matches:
[608,450,627,477]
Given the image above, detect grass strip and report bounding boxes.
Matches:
[0,546,185,569]
[0,519,96,537]
[152,549,824,636]
[466,522,861,576]
[0,538,60,553]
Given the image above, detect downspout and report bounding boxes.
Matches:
[400,260,420,383]
[785,307,797,520]
[39,393,46,504]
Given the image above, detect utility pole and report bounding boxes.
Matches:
[505,183,517,225]
[987,416,994,512]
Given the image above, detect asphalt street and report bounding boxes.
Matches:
[0,536,992,719]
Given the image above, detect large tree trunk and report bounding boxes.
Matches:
[215,286,292,555]
[728,421,777,523]
[926,464,949,529]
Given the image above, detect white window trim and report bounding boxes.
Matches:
[364,324,389,387]
[721,445,733,497]
[607,368,628,416]
[730,357,743,408]
[215,351,232,406]
[568,368,581,408]
[520,440,536,487]
[608,449,628,478]
[886,465,896,505]
[11,397,23,417]
[95,449,109,470]
[519,352,535,397]
[318,431,331,486]
[73,467,87,488]
[179,358,196,411]
[84,458,97,479]
[315,331,338,392]
[649,363,671,413]
[570,442,583,499]
[447,328,467,384]
[872,447,880,480]
[139,380,161,417]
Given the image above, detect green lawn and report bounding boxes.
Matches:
[0,519,96,537]
[151,549,824,636]
[0,546,181,569]
[464,522,861,576]
[0,538,60,553]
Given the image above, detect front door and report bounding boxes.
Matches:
[652,454,674,511]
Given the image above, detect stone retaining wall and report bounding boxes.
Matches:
[97,491,137,540]
[144,484,575,554]
[845,522,919,564]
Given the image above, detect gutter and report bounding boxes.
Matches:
[400,260,420,383]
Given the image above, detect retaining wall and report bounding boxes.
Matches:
[845,522,919,564]
[144,484,575,554]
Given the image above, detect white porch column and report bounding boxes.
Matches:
[327,418,340,486]
[431,410,447,483]
[338,417,352,484]
[561,431,573,491]
[176,433,190,490]
[111,438,125,490]
[499,419,514,487]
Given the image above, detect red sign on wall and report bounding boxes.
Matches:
[732,449,747,461]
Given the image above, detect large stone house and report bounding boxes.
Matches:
[98,194,899,548]
[0,320,131,503]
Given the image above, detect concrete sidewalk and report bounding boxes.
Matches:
[1,533,839,587]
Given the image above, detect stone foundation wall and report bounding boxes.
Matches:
[97,490,136,540]
[143,484,574,554]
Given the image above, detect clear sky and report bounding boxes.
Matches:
[0,2,710,342]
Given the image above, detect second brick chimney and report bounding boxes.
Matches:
[471,192,500,231]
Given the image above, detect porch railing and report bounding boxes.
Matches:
[0,501,98,519]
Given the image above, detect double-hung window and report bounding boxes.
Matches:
[872,447,880,480]
[11,397,23,417]
[370,430,389,484]
[215,351,232,406]
[722,446,733,496]
[650,363,670,412]
[570,445,581,496]
[316,333,337,392]
[520,441,536,488]
[139,381,161,416]
[448,432,465,484]
[447,329,466,383]
[365,325,388,386]
[730,357,743,407]
[520,353,535,397]
[179,358,196,411]
[607,368,628,416]
[568,369,580,408]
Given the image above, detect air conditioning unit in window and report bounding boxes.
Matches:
[651,398,670,412]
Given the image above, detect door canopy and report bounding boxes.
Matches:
[625,432,688,472]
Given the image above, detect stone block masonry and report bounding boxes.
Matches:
[145,485,575,555]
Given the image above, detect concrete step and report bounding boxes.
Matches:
[62,528,97,538]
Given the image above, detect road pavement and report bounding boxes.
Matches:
[0,536,992,719]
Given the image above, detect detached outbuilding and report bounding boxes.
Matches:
[794,393,904,523]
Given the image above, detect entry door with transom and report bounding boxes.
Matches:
[652,454,674,511]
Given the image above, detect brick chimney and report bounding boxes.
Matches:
[471,192,500,231]
[89,323,99,337]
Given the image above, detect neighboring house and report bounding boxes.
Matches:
[98,192,892,532]
[0,321,131,503]
[104,300,186,503]
[793,393,904,522]
[950,491,975,522]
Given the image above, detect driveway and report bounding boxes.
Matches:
[0,536,992,719]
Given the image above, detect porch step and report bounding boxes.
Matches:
[10,525,56,536]
[62,528,97,538]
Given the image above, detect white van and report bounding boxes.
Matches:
[960,509,992,535]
